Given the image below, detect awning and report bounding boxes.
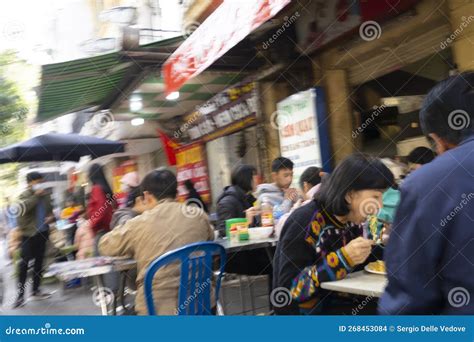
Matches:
[36,36,184,122]
[162,0,291,94]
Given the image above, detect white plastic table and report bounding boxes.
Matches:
[320,271,387,297]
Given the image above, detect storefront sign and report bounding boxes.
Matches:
[176,142,211,204]
[185,82,259,142]
[162,0,291,94]
[277,87,331,186]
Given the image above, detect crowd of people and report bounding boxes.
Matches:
[4,72,473,315]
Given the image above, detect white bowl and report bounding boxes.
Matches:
[248,226,273,240]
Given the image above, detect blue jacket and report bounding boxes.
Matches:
[379,135,474,314]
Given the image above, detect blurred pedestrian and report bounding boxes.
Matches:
[87,164,116,240]
[13,172,55,308]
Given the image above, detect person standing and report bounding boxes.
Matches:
[379,72,474,314]
[14,172,55,308]
[87,164,116,242]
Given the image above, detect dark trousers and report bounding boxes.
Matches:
[17,231,49,298]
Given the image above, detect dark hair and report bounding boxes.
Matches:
[271,157,294,173]
[141,169,177,200]
[231,164,257,193]
[420,72,474,145]
[407,146,436,165]
[299,166,322,189]
[26,171,43,183]
[184,179,195,191]
[316,153,395,216]
[88,163,113,198]
[125,186,142,208]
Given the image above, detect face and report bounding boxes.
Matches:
[272,169,293,190]
[29,179,43,189]
[345,189,385,225]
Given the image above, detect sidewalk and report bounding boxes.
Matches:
[0,239,270,315]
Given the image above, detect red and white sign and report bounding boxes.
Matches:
[162,0,291,94]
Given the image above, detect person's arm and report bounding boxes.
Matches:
[215,197,238,237]
[289,243,355,303]
[98,221,134,257]
[379,184,446,314]
[18,190,40,213]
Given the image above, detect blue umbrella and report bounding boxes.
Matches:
[0,133,125,163]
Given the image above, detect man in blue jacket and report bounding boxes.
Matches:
[379,72,474,314]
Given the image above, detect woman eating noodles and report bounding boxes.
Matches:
[273,153,394,315]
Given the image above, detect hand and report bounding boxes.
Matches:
[343,237,374,265]
[45,215,56,224]
[284,188,299,202]
[245,207,260,224]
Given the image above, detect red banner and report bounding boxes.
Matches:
[175,143,211,204]
[157,129,180,166]
[162,0,291,94]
